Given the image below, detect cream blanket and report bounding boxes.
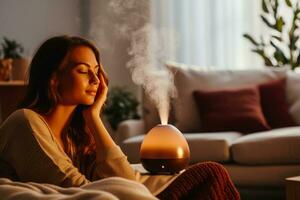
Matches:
[0,177,158,200]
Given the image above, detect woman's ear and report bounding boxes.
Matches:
[50,73,59,90]
[50,72,62,102]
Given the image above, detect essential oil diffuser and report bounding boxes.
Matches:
[140,124,190,174]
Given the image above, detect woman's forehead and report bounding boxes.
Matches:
[61,46,99,70]
[68,46,98,63]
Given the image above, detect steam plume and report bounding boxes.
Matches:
[90,0,178,124]
[127,24,178,124]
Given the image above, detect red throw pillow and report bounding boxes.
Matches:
[258,78,297,129]
[193,87,271,133]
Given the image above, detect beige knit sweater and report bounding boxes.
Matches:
[0,109,177,195]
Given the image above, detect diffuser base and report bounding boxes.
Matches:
[141,158,189,174]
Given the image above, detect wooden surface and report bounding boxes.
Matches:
[286,176,300,200]
[0,81,27,123]
[0,80,25,86]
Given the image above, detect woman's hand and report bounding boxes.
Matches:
[83,64,109,119]
[82,64,116,150]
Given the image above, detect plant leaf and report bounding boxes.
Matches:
[285,0,292,7]
[243,34,259,46]
[296,7,300,16]
[252,49,274,66]
[275,0,279,9]
[1,36,24,59]
[274,49,289,64]
[270,0,278,14]
[269,40,277,49]
[262,0,269,13]
[290,35,299,50]
[103,86,140,130]
[271,35,282,41]
[260,36,266,46]
[270,41,289,64]
[260,14,276,29]
[297,52,300,67]
[276,17,285,32]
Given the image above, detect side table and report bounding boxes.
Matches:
[0,81,27,123]
[286,176,300,200]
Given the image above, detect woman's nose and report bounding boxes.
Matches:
[90,72,100,85]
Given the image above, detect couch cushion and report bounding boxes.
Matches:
[184,132,242,163]
[259,78,297,129]
[225,164,300,187]
[166,62,287,132]
[286,71,300,125]
[231,127,300,165]
[122,132,242,164]
[193,87,270,133]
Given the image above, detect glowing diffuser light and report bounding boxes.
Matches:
[140,124,190,174]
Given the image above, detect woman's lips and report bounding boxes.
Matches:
[86,90,97,96]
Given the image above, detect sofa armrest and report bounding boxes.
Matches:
[116,119,145,143]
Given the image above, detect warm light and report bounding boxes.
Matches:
[140,124,190,174]
[177,147,184,158]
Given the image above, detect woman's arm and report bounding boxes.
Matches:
[82,64,115,150]
[83,115,136,180]
[0,110,90,187]
[83,66,136,180]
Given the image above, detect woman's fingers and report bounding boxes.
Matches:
[96,66,108,101]
[99,63,108,86]
[99,74,108,95]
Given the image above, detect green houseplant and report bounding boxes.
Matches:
[243,0,300,70]
[103,87,140,130]
[1,37,29,80]
[1,37,24,59]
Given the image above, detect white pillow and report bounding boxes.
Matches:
[166,62,287,132]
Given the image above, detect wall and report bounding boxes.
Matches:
[0,0,143,97]
[87,0,150,97]
[0,0,82,57]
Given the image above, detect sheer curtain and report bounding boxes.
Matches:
[151,0,264,69]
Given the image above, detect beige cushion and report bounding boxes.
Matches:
[122,132,242,164]
[166,62,287,132]
[184,132,242,163]
[231,127,300,165]
[116,119,145,143]
[225,164,300,187]
[122,135,144,163]
[287,71,300,124]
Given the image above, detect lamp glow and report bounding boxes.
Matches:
[140,124,190,174]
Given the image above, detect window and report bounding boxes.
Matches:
[151,0,264,69]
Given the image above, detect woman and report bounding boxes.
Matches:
[0,36,239,199]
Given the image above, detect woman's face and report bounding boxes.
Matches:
[55,45,100,106]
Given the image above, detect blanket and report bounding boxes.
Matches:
[0,177,158,200]
[157,162,240,200]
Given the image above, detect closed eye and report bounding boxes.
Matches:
[75,63,99,75]
[78,70,88,74]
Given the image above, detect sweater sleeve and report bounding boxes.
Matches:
[0,110,90,187]
[75,146,138,181]
[97,146,137,180]
[0,109,136,187]
[75,138,138,181]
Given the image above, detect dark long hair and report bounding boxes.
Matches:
[19,35,102,160]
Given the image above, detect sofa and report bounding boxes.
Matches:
[116,63,300,200]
